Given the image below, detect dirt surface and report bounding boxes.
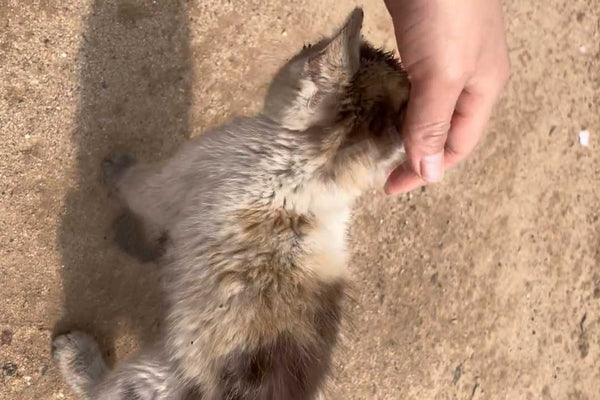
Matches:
[1,0,599,399]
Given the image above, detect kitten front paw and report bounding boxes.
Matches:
[52,331,107,396]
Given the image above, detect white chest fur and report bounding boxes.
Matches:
[300,188,352,282]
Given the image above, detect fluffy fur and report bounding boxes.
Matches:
[53,8,409,400]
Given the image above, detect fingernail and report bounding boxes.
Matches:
[420,152,444,183]
[384,179,392,195]
[383,170,395,195]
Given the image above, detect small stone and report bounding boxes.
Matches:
[2,362,18,376]
[453,364,462,385]
[579,130,590,147]
[1,329,13,345]
[578,336,589,358]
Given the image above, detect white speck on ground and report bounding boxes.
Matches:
[579,130,590,146]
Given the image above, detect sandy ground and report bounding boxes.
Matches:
[1,0,599,399]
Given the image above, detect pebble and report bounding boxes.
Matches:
[2,362,18,377]
[579,130,590,147]
[1,329,13,346]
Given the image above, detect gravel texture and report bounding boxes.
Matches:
[1,0,599,398]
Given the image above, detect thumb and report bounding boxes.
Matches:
[401,79,462,182]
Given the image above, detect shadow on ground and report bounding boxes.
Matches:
[55,0,191,361]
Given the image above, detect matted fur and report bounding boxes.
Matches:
[53,8,410,400]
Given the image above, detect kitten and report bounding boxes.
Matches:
[53,8,409,400]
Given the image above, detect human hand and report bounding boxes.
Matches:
[383,0,510,194]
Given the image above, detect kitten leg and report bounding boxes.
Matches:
[91,351,185,400]
[53,331,186,400]
[102,152,181,230]
[52,331,108,399]
[103,153,169,260]
[111,210,167,262]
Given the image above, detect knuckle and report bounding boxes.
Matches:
[477,58,510,97]
[494,55,511,89]
[495,56,510,83]
[412,65,467,92]
[499,60,511,85]
[418,141,445,155]
[406,121,449,152]
[444,142,463,159]
[438,68,466,90]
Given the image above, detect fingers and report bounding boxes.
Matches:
[444,83,502,168]
[382,0,509,195]
[384,84,500,195]
[401,77,463,183]
[384,161,424,194]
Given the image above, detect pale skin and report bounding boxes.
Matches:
[383,0,510,194]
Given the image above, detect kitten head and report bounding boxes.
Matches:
[262,8,409,191]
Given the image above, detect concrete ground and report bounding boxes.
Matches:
[1,0,599,398]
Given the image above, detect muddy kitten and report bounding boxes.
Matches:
[53,8,409,400]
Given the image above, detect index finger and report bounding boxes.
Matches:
[444,87,498,169]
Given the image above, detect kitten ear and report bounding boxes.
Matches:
[308,7,363,85]
[263,8,364,131]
